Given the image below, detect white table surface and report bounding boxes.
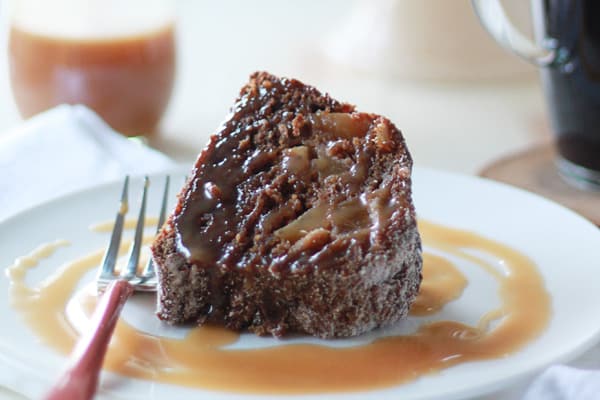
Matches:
[0,1,559,399]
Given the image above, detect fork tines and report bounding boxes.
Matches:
[96,176,170,293]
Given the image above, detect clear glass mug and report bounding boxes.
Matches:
[7,0,176,137]
[473,0,600,189]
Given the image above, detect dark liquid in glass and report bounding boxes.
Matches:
[541,0,600,172]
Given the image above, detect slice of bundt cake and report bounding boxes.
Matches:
[151,71,422,338]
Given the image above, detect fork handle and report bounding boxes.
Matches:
[44,280,134,400]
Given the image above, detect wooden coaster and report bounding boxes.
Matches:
[479,143,600,226]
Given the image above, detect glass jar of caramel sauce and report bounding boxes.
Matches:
[8,0,176,136]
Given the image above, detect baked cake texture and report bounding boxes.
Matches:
[151,71,422,338]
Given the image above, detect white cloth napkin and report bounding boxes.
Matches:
[523,366,600,400]
[0,105,179,222]
[521,342,600,400]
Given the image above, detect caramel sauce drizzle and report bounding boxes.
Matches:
[4,219,551,394]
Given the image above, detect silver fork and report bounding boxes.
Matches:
[45,175,170,400]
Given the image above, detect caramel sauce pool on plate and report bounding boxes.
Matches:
[4,219,551,394]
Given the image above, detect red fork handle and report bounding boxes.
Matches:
[44,280,134,400]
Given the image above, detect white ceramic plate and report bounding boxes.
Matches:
[1,167,600,400]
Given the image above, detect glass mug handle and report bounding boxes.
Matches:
[471,0,561,67]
